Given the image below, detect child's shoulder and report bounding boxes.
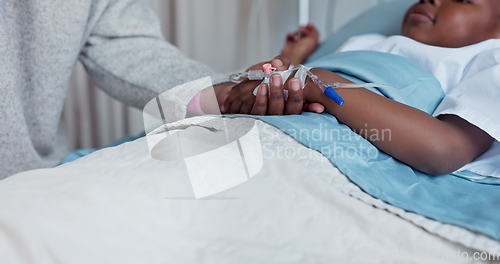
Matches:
[337,34,388,53]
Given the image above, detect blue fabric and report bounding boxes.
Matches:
[61,149,96,164]
[308,51,444,113]
[60,134,144,164]
[251,51,500,241]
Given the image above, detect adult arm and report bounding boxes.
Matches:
[79,0,225,121]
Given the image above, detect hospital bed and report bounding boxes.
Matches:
[1,1,499,263]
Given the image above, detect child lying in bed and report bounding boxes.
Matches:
[219,0,500,176]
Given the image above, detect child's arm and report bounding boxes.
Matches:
[306,69,495,175]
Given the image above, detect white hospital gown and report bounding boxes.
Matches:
[337,34,500,178]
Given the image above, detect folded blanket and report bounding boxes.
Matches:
[252,51,500,243]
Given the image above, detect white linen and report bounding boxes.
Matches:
[0,117,495,263]
[338,34,500,178]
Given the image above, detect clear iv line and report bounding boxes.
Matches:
[229,65,393,106]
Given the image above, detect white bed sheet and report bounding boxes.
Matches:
[0,117,495,264]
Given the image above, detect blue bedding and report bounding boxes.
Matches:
[64,50,500,241]
[61,134,143,164]
[253,51,500,241]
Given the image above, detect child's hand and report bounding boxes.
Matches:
[222,55,297,115]
[221,56,325,115]
[282,23,320,65]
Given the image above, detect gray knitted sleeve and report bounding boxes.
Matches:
[79,0,221,114]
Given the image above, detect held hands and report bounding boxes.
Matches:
[220,55,325,116]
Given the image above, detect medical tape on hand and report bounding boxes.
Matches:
[231,64,393,106]
[252,65,308,98]
[282,65,311,100]
[252,66,294,96]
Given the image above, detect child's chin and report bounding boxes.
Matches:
[402,26,433,44]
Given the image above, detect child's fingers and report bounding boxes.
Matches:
[223,79,259,114]
[299,26,308,35]
[309,25,320,38]
[287,32,300,41]
[304,24,320,40]
[222,87,240,114]
[271,55,291,71]
[300,24,319,38]
[240,95,256,114]
[251,84,269,115]
[217,85,233,113]
[267,74,285,115]
[306,23,316,31]
[304,103,325,113]
[229,98,243,114]
[222,93,234,114]
[222,85,241,113]
[285,78,304,115]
